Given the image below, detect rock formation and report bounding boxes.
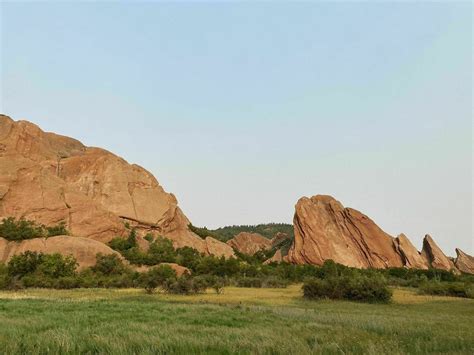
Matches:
[227,232,272,255]
[264,249,284,265]
[158,263,190,277]
[204,237,235,259]
[287,195,403,268]
[0,115,228,258]
[393,234,428,269]
[0,236,121,270]
[271,232,291,248]
[420,235,456,272]
[454,249,474,274]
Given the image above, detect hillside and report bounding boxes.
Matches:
[189,223,294,242]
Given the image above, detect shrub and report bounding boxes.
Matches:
[92,254,128,275]
[0,264,11,289]
[144,233,154,243]
[139,265,177,294]
[418,281,474,299]
[45,221,69,237]
[164,276,207,295]
[0,218,45,240]
[147,237,176,264]
[303,275,392,303]
[108,229,138,252]
[7,251,44,277]
[0,218,69,241]
[37,253,77,278]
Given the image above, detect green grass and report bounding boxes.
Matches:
[0,286,473,354]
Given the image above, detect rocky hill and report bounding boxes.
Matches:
[0,115,232,262]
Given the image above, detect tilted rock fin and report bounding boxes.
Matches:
[287,195,403,268]
[454,248,474,274]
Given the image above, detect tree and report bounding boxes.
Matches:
[7,251,44,277]
[92,254,127,275]
[139,265,176,294]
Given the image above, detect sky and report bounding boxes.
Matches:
[0,1,472,255]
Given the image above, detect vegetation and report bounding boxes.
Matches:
[0,217,69,241]
[189,222,294,242]
[418,281,474,299]
[0,286,472,354]
[139,265,177,294]
[303,275,392,303]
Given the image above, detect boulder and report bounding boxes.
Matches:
[227,232,272,255]
[454,248,474,274]
[420,234,456,272]
[0,236,121,270]
[287,195,403,268]
[393,233,428,269]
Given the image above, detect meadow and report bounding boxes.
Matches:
[0,286,473,354]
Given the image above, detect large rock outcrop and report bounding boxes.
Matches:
[0,115,227,257]
[227,232,272,255]
[287,195,404,268]
[454,249,474,274]
[420,235,456,272]
[204,237,235,259]
[0,236,121,270]
[393,234,429,269]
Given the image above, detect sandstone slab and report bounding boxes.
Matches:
[287,195,403,268]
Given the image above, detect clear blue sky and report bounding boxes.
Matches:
[1,1,472,254]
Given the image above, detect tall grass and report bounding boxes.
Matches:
[0,287,472,354]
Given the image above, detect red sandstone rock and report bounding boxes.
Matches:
[287,195,403,268]
[227,232,272,255]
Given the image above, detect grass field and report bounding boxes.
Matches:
[0,286,473,354]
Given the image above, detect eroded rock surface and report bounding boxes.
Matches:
[0,236,121,270]
[393,234,429,269]
[287,195,403,268]
[227,232,272,255]
[204,237,235,259]
[0,115,229,257]
[420,234,456,272]
[454,248,474,274]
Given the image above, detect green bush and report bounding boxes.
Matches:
[7,251,45,277]
[0,264,11,289]
[92,254,128,275]
[139,265,177,294]
[0,218,46,240]
[45,221,69,237]
[303,275,392,303]
[143,233,154,243]
[418,281,474,299]
[37,254,77,278]
[0,218,69,241]
[164,276,207,295]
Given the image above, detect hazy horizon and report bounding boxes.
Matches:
[1,2,472,255]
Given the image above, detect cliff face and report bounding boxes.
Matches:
[0,115,228,257]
